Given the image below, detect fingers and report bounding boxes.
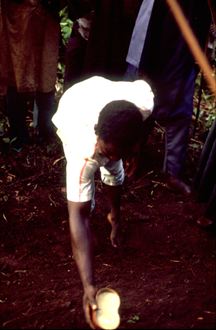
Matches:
[84,301,97,329]
[83,286,98,328]
[83,300,94,329]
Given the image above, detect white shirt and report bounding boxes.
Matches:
[52,76,154,202]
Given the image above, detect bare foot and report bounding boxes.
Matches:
[107,213,120,248]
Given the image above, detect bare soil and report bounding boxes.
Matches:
[0,127,216,330]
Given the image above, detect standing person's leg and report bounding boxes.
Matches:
[164,115,192,178]
[35,90,56,142]
[194,120,216,227]
[164,70,196,176]
[153,69,196,193]
[6,86,30,150]
[194,120,216,202]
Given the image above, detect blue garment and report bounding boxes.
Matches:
[125,0,211,178]
[197,119,216,202]
[126,0,155,68]
[156,69,196,176]
[194,119,216,221]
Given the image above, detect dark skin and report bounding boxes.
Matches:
[67,136,140,325]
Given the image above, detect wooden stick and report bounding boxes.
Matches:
[166,0,216,96]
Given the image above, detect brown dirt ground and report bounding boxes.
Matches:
[0,126,216,330]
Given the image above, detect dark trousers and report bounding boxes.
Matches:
[152,70,196,177]
[194,119,216,220]
[6,87,56,142]
[35,90,56,139]
[125,64,196,178]
[6,87,30,143]
[63,33,88,92]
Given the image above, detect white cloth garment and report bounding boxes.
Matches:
[52,75,154,202]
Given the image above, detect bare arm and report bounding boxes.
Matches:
[67,200,97,308]
[104,184,122,247]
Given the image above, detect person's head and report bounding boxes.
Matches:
[94,100,143,161]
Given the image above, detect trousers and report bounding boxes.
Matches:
[125,64,196,177]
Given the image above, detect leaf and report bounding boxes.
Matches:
[127,314,140,323]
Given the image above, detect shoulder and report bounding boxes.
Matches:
[132,80,154,111]
[122,79,154,112]
[65,76,109,94]
[82,75,110,87]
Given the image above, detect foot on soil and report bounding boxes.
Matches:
[166,175,191,195]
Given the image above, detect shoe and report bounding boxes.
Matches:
[166,175,191,195]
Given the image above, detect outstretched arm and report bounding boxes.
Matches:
[67,200,97,313]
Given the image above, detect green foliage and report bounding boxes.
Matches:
[193,70,216,135]
[127,314,140,324]
[56,7,73,98]
[59,6,73,46]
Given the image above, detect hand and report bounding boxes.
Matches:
[83,285,98,328]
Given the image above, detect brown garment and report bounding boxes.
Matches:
[82,0,142,79]
[0,0,61,95]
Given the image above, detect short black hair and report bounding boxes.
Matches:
[95,100,143,150]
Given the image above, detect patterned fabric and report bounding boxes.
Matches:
[0,0,61,95]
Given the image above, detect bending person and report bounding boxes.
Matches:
[52,75,154,326]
